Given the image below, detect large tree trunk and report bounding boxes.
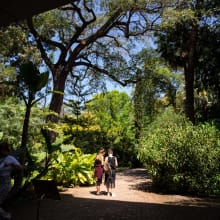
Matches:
[48,69,68,121]
[46,68,68,142]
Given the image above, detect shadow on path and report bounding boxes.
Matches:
[5,168,220,220]
[9,194,220,220]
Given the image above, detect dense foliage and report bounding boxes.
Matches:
[138,109,220,195]
[60,111,103,154]
[45,147,96,186]
[86,91,137,166]
[0,98,96,187]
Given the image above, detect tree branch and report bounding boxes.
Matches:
[27,18,54,71]
[66,8,122,71]
[64,2,96,51]
[27,18,67,70]
[74,61,136,86]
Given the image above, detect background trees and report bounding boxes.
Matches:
[86,90,136,166]
[132,49,182,139]
[155,0,220,124]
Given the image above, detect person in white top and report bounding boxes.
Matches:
[0,141,23,219]
[104,148,118,197]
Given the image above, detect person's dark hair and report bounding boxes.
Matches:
[108,148,113,154]
[0,141,10,154]
[99,147,105,154]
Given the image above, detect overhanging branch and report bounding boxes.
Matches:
[74,61,137,86]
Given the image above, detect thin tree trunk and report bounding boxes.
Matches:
[133,70,144,140]
[183,24,198,124]
[8,96,33,200]
[184,63,195,123]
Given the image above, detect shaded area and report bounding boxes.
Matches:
[123,169,220,208]
[130,180,220,207]
[3,168,220,219]
[121,168,150,179]
[8,194,220,220]
[121,168,154,191]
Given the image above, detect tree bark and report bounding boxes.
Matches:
[133,71,144,140]
[184,63,195,124]
[183,24,198,124]
[46,67,68,141]
[48,68,68,119]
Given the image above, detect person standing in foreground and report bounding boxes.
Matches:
[0,142,23,219]
[104,148,118,197]
[94,147,105,195]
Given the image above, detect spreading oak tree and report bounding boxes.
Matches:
[25,0,163,140]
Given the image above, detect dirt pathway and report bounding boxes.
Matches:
[8,168,220,220]
[63,168,205,204]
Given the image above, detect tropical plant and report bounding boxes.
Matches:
[45,147,96,186]
[3,62,49,196]
[18,61,49,154]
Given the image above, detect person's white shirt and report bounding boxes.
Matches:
[105,154,118,167]
[0,155,20,176]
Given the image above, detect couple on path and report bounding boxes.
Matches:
[94,148,118,197]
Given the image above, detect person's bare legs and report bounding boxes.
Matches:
[106,186,111,196]
[111,189,115,197]
[96,185,101,194]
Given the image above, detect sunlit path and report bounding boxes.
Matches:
[63,168,220,206]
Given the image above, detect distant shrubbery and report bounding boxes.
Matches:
[138,109,220,195]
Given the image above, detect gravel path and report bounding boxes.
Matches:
[7,168,220,220]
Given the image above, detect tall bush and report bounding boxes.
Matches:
[138,109,220,195]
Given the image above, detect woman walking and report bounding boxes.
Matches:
[94,147,105,195]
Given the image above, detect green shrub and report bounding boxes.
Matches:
[137,109,220,195]
[45,147,96,187]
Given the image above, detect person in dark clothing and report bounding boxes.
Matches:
[104,148,118,197]
[94,147,105,195]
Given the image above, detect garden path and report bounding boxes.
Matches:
[8,168,220,220]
